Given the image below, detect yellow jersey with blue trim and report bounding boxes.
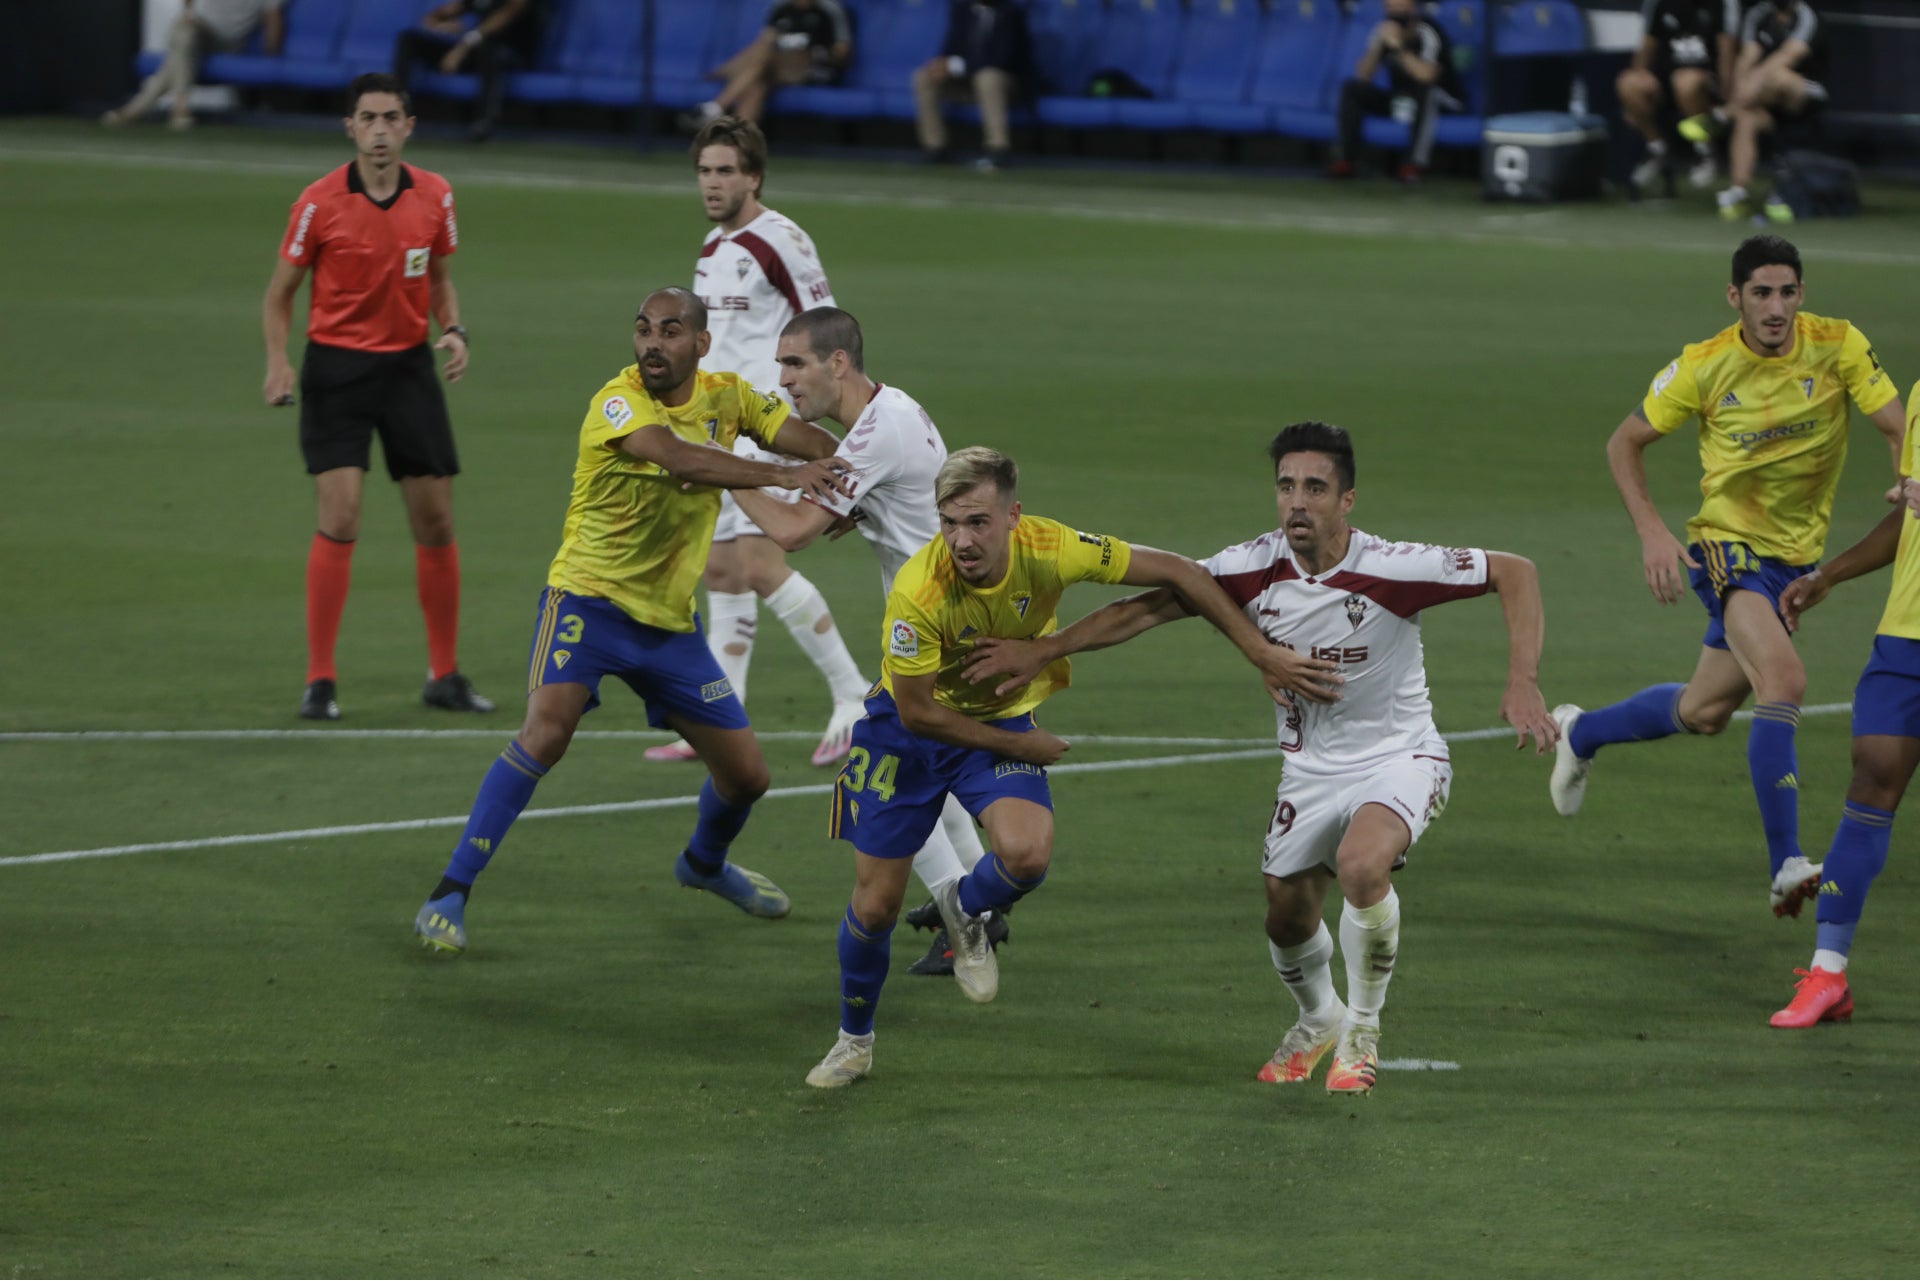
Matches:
[1877,385,1920,639]
[1641,311,1897,564]
[546,366,788,632]
[880,515,1133,722]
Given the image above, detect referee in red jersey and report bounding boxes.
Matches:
[263,72,492,721]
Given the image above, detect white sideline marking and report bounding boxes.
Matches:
[5,142,1919,268]
[0,703,1854,868]
[0,703,1851,748]
[1378,1059,1463,1072]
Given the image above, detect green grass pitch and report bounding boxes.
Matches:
[2,119,1919,1277]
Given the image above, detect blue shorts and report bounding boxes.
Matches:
[1688,541,1816,651]
[829,689,1053,859]
[526,587,749,730]
[1852,635,1920,739]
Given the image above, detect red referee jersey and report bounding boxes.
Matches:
[280,162,458,352]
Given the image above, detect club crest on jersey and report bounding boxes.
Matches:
[1013,595,1031,618]
[1801,378,1815,399]
[1344,594,1367,631]
[736,256,752,280]
[889,620,919,658]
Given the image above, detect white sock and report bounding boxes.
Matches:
[941,794,987,873]
[1339,888,1401,1025]
[1269,922,1341,1025]
[1693,139,1713,158]
[764,572,869,704]
[1646,139,1667,158]
[704,589,757,706]
[1812,948,1849,974]
[911,809,970,897]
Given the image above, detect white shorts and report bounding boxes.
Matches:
[712,439,801,543]
[1260,751,1452,880]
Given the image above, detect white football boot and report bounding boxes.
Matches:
[1548,703,1592,817]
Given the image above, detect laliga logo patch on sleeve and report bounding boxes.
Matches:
[602,396,635,430]
[1652,361,1679,396]
[889,620,919,658]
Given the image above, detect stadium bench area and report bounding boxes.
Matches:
[138,0,1589,148]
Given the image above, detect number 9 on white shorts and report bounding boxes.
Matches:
[1261,752,1453,879]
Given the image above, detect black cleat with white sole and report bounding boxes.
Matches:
[423,671,495,713]
[300,678,342,721]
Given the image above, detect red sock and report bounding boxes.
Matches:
[306,533,355,684]
[416,541,461,680]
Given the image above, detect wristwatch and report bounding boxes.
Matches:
[444,324,469,344]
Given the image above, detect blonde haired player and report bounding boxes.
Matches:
[804,447,1345,1087]
[647,114,868,768]
[964,422,1558,1095]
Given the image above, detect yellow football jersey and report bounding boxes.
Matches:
[1876,385,1920,640]
[546,367,788,631]
[1641,311,1897,564]
[881,515,1133,722]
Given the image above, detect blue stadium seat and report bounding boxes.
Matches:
[1495,0,1587,56]
[337,0,418,77]
[1250,0,1344,140]
[199,0,352,90]
[782,0,917,121]
[1026,0,1104,98]
[513,0,645,105]
[642,1,728,108]
[1172,0,1269,134]
[1038,0,1183,130]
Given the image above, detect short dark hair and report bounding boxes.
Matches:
[641,286,708,332]
[1731,234,1801,288]
[1268,421,1356,492]
[346,72,411,117]
[691,115,769,194]
[782,307,864,372]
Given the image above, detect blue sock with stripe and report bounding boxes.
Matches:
[958,851,1046,916]
[1748,702,1802,877]
[837,907,892,1035]
[1569,683,1687,759]
[684,778,754,876]
[1814,801,1894,961]
[443,741,549,887]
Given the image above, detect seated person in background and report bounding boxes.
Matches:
[392,0,542,142]
[1326,0,1463,186]
[1617,0,1739,194]
[686,0,854,129]
[913,0,1033,172]
[1687,0,1828,220]
[103,0,285,130]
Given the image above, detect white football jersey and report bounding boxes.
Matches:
[1202,528,1490,775]
[806,383,948,594]
[696,206,835,399]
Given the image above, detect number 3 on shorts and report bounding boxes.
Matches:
[842,747,900,803]
[556,614,584,644]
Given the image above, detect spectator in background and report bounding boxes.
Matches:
[392,0,543,142]
[913,0,1033,172]
[102,0,285,130]
[685,0,854,129]
[1683,0,1829,221]
[1326,0,1462,185]
[1617,0,1739,194]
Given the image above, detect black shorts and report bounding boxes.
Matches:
[299,340,459,480]
[1650,55,1718,97]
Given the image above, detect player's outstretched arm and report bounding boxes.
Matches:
[1485,552,1558,755]
[1606,408,1698,605]
[1870,397,1906,483]
[1123,546,1344,704]
[1780,502,1906,632]
[619,426,854,502]
[261,257,309,406]
[766,418,845,462]
[962,588,1194,697]
[729,486,841,553]
[891,672,1069,767]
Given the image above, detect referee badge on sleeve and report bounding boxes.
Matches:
[404,247,430,278]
